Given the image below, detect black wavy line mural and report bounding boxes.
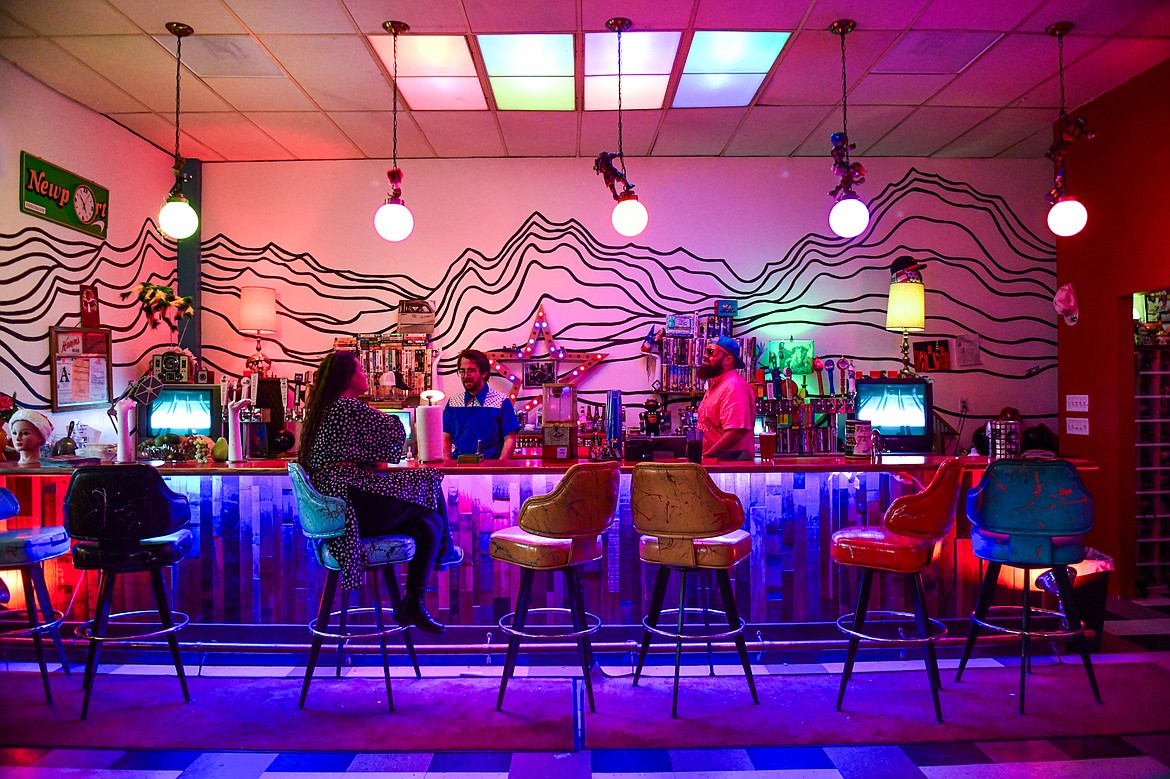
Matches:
[1,167,1056,423]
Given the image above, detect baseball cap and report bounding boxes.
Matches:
[713,335,746,369]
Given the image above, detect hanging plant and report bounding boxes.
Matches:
[122,282,194,332]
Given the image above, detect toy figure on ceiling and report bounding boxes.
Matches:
[594,151,633,200]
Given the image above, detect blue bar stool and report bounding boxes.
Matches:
[0,486,72,702]
[64,465,193,720]
[288,464,420,713]
[955,458,1102,714]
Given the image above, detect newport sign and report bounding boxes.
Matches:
[20,151,109,239]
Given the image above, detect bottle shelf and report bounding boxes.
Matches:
[1134,336,1170,587]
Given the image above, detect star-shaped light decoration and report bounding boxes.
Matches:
[485,305,608,413]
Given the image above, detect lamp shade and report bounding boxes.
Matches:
[159,195,199,240]
[239,286,277,335]
[611,192,648,237]
[886,281,925,331]
[375,199,414,242]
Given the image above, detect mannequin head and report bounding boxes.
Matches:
[8,410,53,466]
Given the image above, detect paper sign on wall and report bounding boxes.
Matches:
[20,151,109,238]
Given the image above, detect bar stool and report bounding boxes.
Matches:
[955,458,1102,714]
[830,459,964,723]
[630,462,757,718]
[288,464,420,713]
[64,465,193,720]
[0,487,72,702]
[489,461,619,712]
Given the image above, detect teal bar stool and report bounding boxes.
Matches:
[288,464,420,713]
[0,487,72,703]
[955,458,1102,714]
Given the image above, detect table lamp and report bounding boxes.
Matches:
[886,279,924,376]
[239,286,276,377]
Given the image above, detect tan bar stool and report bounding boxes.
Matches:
[489,461,620,712]
[630,462,758,718]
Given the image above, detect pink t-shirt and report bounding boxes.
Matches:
[697,370,755,456]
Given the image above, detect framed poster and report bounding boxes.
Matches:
[49,326,112,411]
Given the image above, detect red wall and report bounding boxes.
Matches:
[1058,58,1170,595]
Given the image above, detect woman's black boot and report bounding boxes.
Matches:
[396,586,445,634]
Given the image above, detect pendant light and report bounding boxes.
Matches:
[1045,22,1094,238]
[594,17,647,238]
[827,19,869,239]
[374,20,414,242]
[158,22,199,241]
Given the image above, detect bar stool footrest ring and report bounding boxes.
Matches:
[0,607,66,638]
[75,609,189,642]
[499,606,600,640]
[971,604,1081,640]
[309,606,410,642]
[836,609,947,643]
[643,606,745,642]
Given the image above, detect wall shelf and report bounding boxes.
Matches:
[1135,344,1170,588]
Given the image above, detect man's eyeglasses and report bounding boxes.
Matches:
[456,368,480,376]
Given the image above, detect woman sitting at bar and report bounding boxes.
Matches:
[298,350,447,633]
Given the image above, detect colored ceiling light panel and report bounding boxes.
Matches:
[479,34,575,111]
[369,34,485,110]
[584,31,680,110]
[673,30,789,108]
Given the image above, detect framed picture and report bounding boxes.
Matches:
[761,339,815,376]
[913,339,952,372]
[49,326,113,411]
[523,359,557,388]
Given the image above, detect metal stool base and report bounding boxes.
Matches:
[76,609,189,642]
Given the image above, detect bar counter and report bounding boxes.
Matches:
[0,454,1051,631]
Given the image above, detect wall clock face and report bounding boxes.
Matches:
[73,185,96,224]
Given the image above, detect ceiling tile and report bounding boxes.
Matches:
[498,111,578,156]
[928,33,1099,108]
[580,110,661,157]
[849,73,953,104]
[107,112,227,161]
[262,35,394,111]
[1125,2,1170,36]
[374,34,477,77]
[226,0,358,34]
[243,112,363,159]
[996,125,1054,158]
[203,76,315,112]
[933,107,1053,157]
[412,110,504,157]
[104,0,249,35]
[583,0,695,31]
[914,0,1044,31]
[341,0,468,35]
[795,104,915,155]
[0,0,138,36]
[0,37,149,113]
[0,10,34,36]
[328,111,434,158]
[178,112,296,160]
[1022,35,1170,112]
[725,105,834,156]
[805,1,932,31]
[53,35,231,112]
[462,0,576,34]
[759,30,899,105]
[693,0,809,30]
[154,35,284,79]
[652,108,746,156]
[864,105,996,156]
[872,31,1001,74]
[1019,0,1167,36]
[397,77,489,110]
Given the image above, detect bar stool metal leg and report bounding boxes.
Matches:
[1052,564,1101,704]
[372,593,393,712]
[383,568,421,679]
[564,567,595,712]
[81,571,117,720]
[20,568,51,704]
[701,574,715,677]
[150,568,190,704]
[836,569,873,710]
[336,588,350,678]
[497,567,535,710]
[956,561,1001,682]
[300,570,339,708]
[29,565,70,674]
[633,566,670,686]
[716,569,757,704]
[672,569,687,719]
[569,568,595,672]
[909,572,943,723]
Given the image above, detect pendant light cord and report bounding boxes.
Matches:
[839,30,848,142]
[1057,30,1066,119]
[173,32,183,170]
[392,29,399,170]
[617,27,626,178]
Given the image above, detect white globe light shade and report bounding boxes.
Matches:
[1047,197,1087,237]
[374,199,414,242]
[828,196,870,239]
[611,195,648,237]
[159,196,199,240]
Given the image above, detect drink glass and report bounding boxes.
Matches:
[759,431,777,461]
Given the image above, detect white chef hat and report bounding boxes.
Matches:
[8,409,54,442]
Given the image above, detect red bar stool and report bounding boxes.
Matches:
[830,459,964,723]
[489,461,620,712]
[630,462,758,718]
[0,487,72,703]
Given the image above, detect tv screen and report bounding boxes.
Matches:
[381,408,414,443]
[854,377,934,453]
[138,383,223,440]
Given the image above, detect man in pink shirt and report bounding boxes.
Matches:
[696,335,756,458]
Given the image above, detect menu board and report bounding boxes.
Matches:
[49,327,112,411]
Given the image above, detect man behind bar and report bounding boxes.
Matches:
[696,335,755,458]
[443,349,520,460]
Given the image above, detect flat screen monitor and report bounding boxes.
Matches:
[381,408,414,444]
[853,377,934,453]
[137,383,223,440]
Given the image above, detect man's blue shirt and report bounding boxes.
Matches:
[443,384,520,459]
